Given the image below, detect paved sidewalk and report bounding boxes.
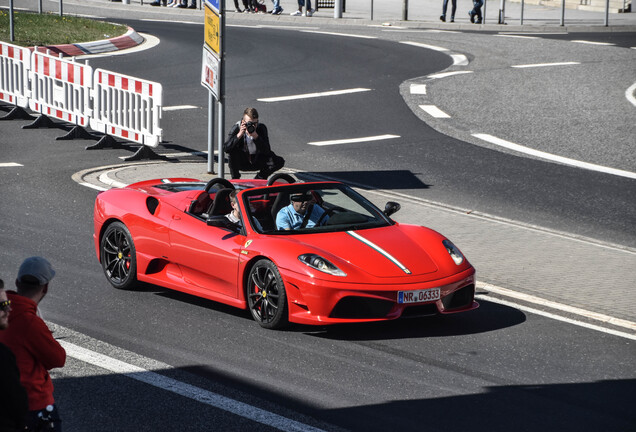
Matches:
[75,161,636,334]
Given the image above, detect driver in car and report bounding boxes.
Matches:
[276,192,329,230]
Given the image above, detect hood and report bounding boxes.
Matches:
[285,226,440,278]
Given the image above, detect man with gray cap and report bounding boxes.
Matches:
[0,257,66,431]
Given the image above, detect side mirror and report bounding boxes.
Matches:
[383,201,401,217]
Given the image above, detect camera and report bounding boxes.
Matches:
[245,121,256,134]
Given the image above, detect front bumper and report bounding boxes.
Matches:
[280,267,478,325]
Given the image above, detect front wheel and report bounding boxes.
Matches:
[101,222,138,290]
[246,259,288,329]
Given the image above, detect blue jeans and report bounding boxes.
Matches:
[271,0,280,9]
[442,0,456,18]
[471,0,483,20]
[298,0,312,8]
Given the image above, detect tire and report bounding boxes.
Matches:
[246,259,288,329]
[100,222,138,290]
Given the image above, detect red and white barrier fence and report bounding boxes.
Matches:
[91,69,162,147]
[0,45,163,152]
[0,41,31,108]
[29,49,92,128]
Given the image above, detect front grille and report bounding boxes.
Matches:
[330,296,394,319]
[441,284,475,311]
[401,303,439,318]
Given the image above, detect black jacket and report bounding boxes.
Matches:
[223,121,272,157]
[0,342,28,431]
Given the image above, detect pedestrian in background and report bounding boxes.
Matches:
[270,0,283,14]
[0,279,29,432]
[440,0,456,22]
[291,0,313,16]
[0,257,66,432]
[223,108,285,180]
[469,0,483,23]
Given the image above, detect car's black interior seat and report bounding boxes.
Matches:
[209,188,233,216]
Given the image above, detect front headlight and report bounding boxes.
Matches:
[298,254,347,277]
[442,239,464,265]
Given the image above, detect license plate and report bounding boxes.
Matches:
[397,288,440,304]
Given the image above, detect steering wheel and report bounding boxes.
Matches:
[204,178,235,192]
[266,173,296,185]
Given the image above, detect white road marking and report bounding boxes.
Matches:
[0,162,23,167]
[98,172,127,188]
[382,29,458,34]
[451,54,469,66]
[410,84,427,95]
[59,341,328,432]
[308,134,400,146]
[572,40,614,46]
[473,133,636,180]
[300,30,377,39]
[399,41,449,52]
[257,88,371,103]
[495,34,539,39]
[419,105,451,118]
[428,71,474,79]
[163,105,198,111]
[625,82,636,107]
[79,182,108,191]
[478,282,636,332]
[117,151,211,160]
[475,294,636,341]
[511,61,580,68]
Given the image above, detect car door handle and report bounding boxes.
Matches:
[173,215,181,220]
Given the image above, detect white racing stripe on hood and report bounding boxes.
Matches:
[347,231,411,274]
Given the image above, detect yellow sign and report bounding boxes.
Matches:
[204,4,220,56]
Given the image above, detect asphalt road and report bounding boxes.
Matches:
[0,6,635,432]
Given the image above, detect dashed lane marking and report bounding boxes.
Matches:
[410,84,427,95]
[419,105,451,118]
[511,61,580,68]
[308,134,400,146]
[428,71,473,79]
[59,340,328,432]
[257,88,372,103]
[163,105,198,111]
[473,133,636,180]
[451,54,469,66]
[0,163,23,167]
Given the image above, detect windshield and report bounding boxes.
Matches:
[241,183,393,234]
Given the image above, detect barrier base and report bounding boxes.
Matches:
[85,134,124,150]
[22,114,59,129]
[0,106,35,121]
[56,126,99,141]
[123,145,167,162]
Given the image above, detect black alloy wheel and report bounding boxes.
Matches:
[101,222,138,290]
[247,259,288,329]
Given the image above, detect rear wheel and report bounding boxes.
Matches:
[101,222,138,290]
[247,259,288,329]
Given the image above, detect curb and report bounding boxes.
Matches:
[29,26,144,57]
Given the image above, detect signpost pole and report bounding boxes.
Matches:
[217,0,226,178]
[207,92,215,174]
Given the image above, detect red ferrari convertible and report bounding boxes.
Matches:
[93,174,478,329]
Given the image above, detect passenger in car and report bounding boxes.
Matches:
[226,190,263,232]
[276,192,329,230]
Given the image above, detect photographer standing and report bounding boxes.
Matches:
[223,107,284,180]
